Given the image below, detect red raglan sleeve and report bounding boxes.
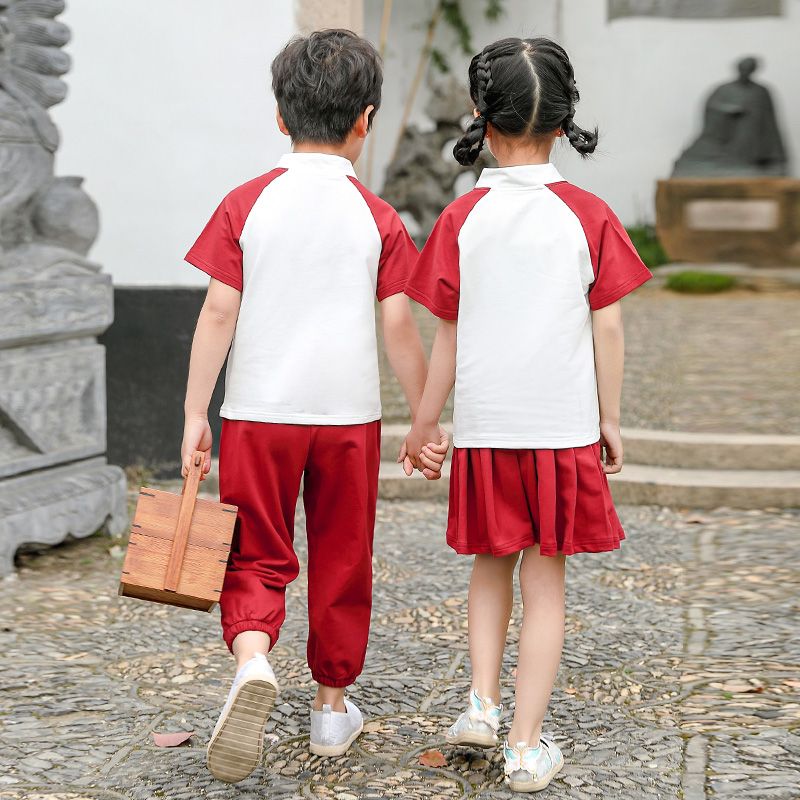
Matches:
[185,195,244,292]
[588,206,653,310]
[404,208,461,320]
[376,211,419,301]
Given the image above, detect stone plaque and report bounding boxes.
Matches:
[0,341,108,478]
[0,274,113,348]
[685,199,779,231]
[609,0,781,19]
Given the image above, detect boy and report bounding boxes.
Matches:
[181,30,446,783]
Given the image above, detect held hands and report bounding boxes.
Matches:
[181,414,213,480]
[599,421,623,474]
[398,423,450,480]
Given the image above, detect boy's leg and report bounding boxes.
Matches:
[507,545,566,747]
[303,421,381,701]
[218,420,309,654]
[207,420,309,783]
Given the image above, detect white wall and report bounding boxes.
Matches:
[51,1,296,286]
[364,0,799,224]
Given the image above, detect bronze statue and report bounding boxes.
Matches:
[672,56,787,178]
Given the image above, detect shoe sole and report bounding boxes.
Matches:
[446,729,498,748]
[207,678,278,783]
[309,720,364,757]
[507,758,564,793]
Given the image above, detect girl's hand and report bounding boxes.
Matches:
[400,422,446,478]
[181,414,213,480]
[599,421,623,474]
[419,427,450,480]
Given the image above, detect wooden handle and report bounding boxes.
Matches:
[163,451,204,592]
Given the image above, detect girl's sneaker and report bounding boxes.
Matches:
[446,689,502,747]
[309,697,364,756]
[503,737,564,793]
[206,653,278,783]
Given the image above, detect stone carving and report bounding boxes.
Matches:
[609,0,781,20]
[382,77,493,244]
[672,57,787,177]
[0,0,126,574]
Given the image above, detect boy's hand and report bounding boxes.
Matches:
[399,424,450,480]
[181,414,213,480]
[599,421,623,474]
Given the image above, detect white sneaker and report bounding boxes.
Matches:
[206,653,278,783]
[309,697,364,756]
[503,737,564,793]
[446,689,502,747]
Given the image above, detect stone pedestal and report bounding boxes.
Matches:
[656,178,800,265]
[0,270,128,575]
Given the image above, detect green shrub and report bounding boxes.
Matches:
[626,225,669,269]
[664,271,736,294]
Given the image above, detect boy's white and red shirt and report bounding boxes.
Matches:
[405,162,652,449]
[185,152,416,425]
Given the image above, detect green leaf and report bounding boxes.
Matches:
[485,0,506,21]
[430,48,451,73]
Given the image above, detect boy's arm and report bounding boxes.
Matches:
[381,293,427,420]
[181,278,241,478]
[403,318,456,474]
[592,300,625,474]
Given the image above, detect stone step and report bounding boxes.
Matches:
[174,453,800,510]
[606,464,800,509]
[378,461,450,501]
[621,429,800,471]
[381,424,800,471]
[192,461,799,509]
[379,461,800,508]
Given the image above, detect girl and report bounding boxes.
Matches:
[403,37,652,793]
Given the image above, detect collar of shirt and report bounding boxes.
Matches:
[476,162,564,189]
[277,152,356,176]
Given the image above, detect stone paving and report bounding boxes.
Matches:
[1,498,798,799]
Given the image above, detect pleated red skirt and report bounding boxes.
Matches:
[447,442,624,558]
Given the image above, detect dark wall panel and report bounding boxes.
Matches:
[100,287,224,474]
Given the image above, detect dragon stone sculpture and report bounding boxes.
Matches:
[0,0,126,574]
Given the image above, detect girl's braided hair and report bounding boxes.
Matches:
[453,37,598,166]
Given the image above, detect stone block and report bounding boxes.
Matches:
[655,178,800,265]
[0,340,109,479]
[0,272,113,347]
[0,458,127,575]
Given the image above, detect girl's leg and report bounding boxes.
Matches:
[507,545,566,746]
[469,552,520,704]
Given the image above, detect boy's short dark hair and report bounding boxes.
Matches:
[271,29,382,144]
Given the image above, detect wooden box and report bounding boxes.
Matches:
[119,451,237,611]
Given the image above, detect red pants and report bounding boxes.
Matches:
[218,419,380,688]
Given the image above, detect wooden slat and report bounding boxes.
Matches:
[120,531,228,602]
[132,489,236,552]
[163,452,204,592]
[119,582,217,612]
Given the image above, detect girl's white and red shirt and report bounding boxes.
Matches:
[405,162,652,449]
[186,152,416,425]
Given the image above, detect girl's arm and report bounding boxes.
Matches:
[382,295,450,478]
[181,278,241,478]
[403,318,457,475]
[592,300,625,474]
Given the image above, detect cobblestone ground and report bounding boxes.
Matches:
[381,288,800,434]
[1,501,798,799]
